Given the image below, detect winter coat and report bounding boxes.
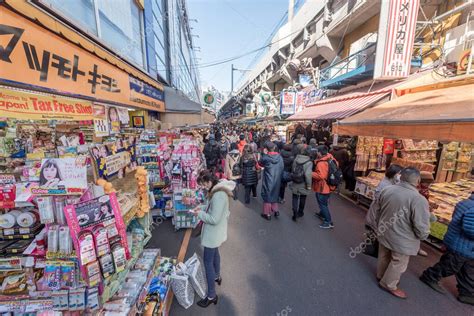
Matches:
[312,153,337,194]
[249,142,258,154]
[224,150,241,180]
[289,155,313,196]
[294,124,305,137]
[366,176,398,230]
[203,141,221,168]
[280,148,295,172]
[237,140,247,154]
[198,180,235,248]
[443,194,474,259]
[259,152,284,203]
[219,140,230,158]
[330,146,350,172]
[241,155,258,186]
[375,182,430,256]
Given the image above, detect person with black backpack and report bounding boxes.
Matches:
[289,144,313,222]
[420,192,474,305]
[312,145,343,229]
[203,135,222,170]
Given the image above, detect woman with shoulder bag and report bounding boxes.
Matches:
[224,142,241,200]
[241,145,259,204]
[190,170,235,308]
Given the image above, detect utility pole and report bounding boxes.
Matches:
[231,64,235,96]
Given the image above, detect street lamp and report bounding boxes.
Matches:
[231,64,252,96]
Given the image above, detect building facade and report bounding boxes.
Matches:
[8,0,203,126]
[221,0,472,120]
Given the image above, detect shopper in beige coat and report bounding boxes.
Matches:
[373,167,430,299]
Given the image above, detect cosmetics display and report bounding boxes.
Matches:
[0,117,202,314]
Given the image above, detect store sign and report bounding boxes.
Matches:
[280,91,296,115]
[300,86,325,107]
[0,87,94,121]
[457,48,474,75]
[0,8,164,112]
[374,0,420,79]
[203,93,215,105]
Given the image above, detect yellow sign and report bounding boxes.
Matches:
[0,7,164,112]
[0,87,94,121]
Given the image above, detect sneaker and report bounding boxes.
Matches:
[319,222,334,229]
[419,275,447,294]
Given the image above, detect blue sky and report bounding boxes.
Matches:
[187,0,289,94]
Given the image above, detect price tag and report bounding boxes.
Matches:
[19,228,30,234]
[4,228,14,236]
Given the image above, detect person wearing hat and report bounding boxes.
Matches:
[420,192,474,306]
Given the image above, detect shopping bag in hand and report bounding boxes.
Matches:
[170,263,194,309]
[184,253,208,299]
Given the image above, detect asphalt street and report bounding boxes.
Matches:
[149,186,474,316]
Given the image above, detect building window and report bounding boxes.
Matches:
[40,0,146,68]
[41,0,98,35]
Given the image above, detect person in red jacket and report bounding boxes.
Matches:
[237,134,247,154]
[312,145,337,229]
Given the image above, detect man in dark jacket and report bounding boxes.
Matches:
[294,123,305,139]
[259,142,284,220]
[279,143,295,203]
[420,193,474,305]
[203,134,221,170]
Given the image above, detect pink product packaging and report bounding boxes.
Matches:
[111,244,127,273]
[92,226,110,257]
[78,231,97,266]
[36,196,55,224]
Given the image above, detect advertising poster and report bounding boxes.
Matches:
[32,158,87,194]
[280,91,296,115]
[74,195,114,228]
[89,137,137,180]
[106,106,121,134]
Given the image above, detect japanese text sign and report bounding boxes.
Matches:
[374,0,420,79]
[0,7,164,111]
[280,91,296,115]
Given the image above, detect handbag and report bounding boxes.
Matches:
[191,203,211,238]
[362,229,379,258]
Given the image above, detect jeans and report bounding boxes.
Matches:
[203,247,221,298]
[315,193,332,224]
[422,250,474,297]
[244,184,257,204]
[292,194,307,215]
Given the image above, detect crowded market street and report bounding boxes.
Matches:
[150,188,473,316]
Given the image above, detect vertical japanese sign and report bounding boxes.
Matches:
[374,0,420,79]
[0,7,164,111]
[280,91,296,115]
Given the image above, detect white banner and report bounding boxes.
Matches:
[374,0,420,79]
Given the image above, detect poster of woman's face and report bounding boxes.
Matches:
[39,158,87,189]
[108,106,121,134]
[75,195,114,228]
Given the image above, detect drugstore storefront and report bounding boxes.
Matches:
[0,6,165,120]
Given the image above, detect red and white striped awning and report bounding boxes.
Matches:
[287,90,392,121]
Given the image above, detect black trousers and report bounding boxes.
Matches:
[244,184,257,203]
[422,250,474,297]
[279,181,287,200]
[292,194,307,215]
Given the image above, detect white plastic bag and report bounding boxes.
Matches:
[184,253,208,299]
[170,263,194,309]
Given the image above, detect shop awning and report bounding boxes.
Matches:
[164,87,202,114]
[333,84,474,142]
[287,90,391,121]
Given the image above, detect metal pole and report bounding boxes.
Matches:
[231,64,234,96]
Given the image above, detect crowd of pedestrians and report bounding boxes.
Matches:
[193,122,473,308]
